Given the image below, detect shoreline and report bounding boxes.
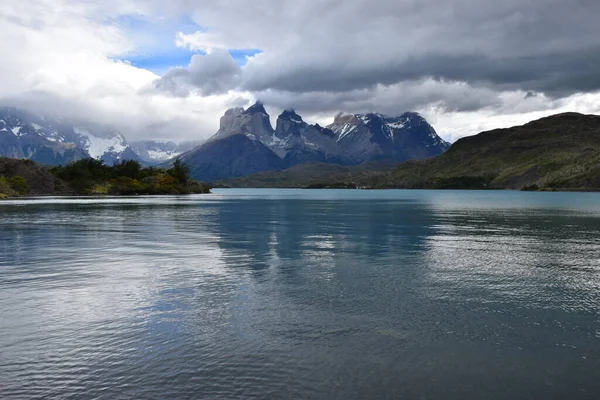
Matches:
[5,186,600,200]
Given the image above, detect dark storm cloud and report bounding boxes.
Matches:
[240,1,600,97]
[253,79,507,117]
[160,0,600,105]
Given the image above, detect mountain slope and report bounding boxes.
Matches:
[182,134,286,181]
[358,112,600,190]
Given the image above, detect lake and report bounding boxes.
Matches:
[1,189,599,399]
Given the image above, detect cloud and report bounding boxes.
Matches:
[0,0,252,142]
[153,49,242,96]
[156,0,600,141]
[164,0,600,97]
[1,0,600,144]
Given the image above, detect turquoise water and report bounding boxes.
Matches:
[1,189,599,399]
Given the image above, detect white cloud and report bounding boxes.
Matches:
[0,0,250,142]
[154,50,242,96]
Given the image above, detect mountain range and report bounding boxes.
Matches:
[179,102,450,181]
[222,112,600,191]
[0,107,144,165]
[0,103,450,180]
[0,107,200,166]
[4,109,599,193]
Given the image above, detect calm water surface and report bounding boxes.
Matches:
[1,189,600,399]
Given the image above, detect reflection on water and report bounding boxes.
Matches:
[1,189,600,399]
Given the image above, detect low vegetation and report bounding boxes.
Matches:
[220,161,399,188]
[0,157,210,198]
[50,158,210,195]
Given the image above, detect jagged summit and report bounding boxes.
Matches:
[209,102,273,144]
[243,101,267,115]
[327,111,449,163]
[278,109,303,123]
[332,112,360,125]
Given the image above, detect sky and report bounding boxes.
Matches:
[1,0,600,143]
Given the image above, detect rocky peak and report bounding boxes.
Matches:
[332,112,362,125]
[278,109,303,123]
[275,110,306,140]
[217,107,244,132]
[244,101,267,115]
[210,102,274,144]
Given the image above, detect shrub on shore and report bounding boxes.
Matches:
[50,158,210,195]
[0,175,30,197]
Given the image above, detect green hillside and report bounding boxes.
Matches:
[225,112,600,191]
[364,113,600,190]
[220,161,399,188]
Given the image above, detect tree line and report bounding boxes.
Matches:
[50,158,210,195]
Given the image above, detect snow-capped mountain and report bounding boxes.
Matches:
[130,140,203,165]
[180,102,450,181]
[70,124,141,165]
[0,108,88,165]
[328,112,450,163]
[1,103,450,180]
[0,107,141,165]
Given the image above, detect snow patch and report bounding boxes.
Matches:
[303,139,319,149]
[386,121,405,129]
[270,133,284,144]
[10,126,21,135]
[357,115,370,124]
[336,124,357,141]
[75,127,128,159]
[147,149,181,161]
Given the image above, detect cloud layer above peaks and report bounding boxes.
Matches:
[1,0,600,142]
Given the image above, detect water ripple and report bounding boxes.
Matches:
[1,190,600,399]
